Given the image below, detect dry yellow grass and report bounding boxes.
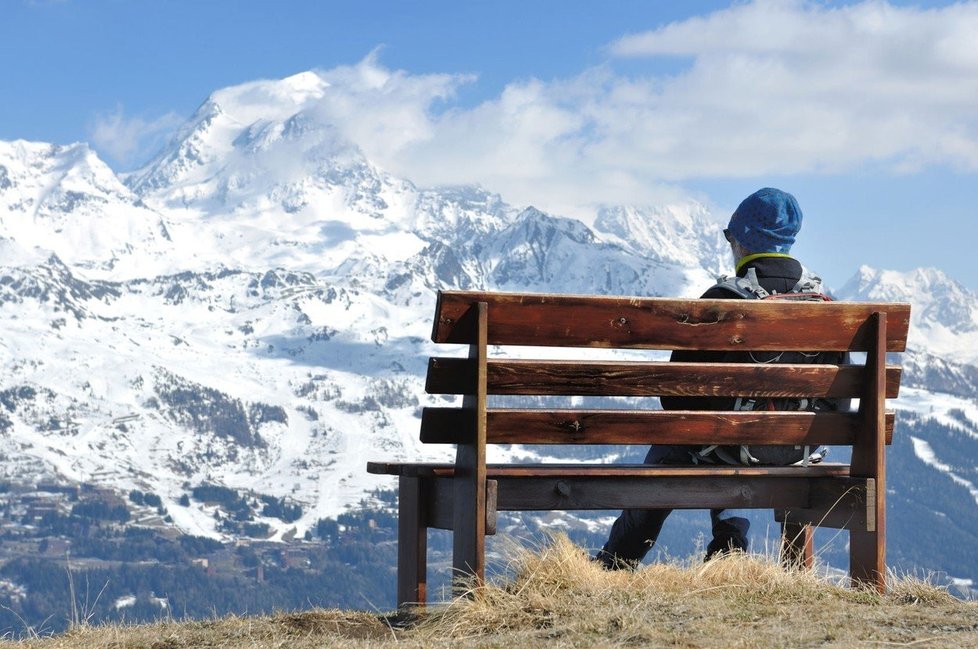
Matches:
[4,534,977,648]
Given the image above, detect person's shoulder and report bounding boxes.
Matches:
[699,283,743,299]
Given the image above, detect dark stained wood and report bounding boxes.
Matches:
[397,476,427,607]
[421,408,477,443]
[495,463,854,478]
[426,357,477,395]
[492,475,822,510]
[421,408,896,446]
[452,302,488,589]
[492,474,872,511]
[775,477,875,531]
[427,358,903,399]
[486,480,498,536]
[424,477,455,530]
[850,312,888,593]
[367,461,401,475]
[433,291,911,352]
[370,462,854,478]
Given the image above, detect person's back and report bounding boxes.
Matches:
[595,187,846,569]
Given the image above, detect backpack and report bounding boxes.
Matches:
[690,267,837,467]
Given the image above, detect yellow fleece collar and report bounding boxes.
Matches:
[735,253,793,274]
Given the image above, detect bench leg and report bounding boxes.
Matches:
[451,437,486,597]
[850,530,885,593]
[780,521,814,570]
[397,476,427,608]
[452,480,484,596]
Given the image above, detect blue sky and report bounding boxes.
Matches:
[3,0,977,292]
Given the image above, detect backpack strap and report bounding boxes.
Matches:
[714,269,833,301]
[788,273,827,294]
[712,267,769,299]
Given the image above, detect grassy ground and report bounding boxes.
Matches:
[4,535,977,648]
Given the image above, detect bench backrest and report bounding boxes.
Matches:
[424,290,909,452]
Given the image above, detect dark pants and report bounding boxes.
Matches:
[595,445,750,569]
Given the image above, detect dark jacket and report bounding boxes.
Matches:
[660,255,847,412]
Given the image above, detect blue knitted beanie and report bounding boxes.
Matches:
[727,188,802,253]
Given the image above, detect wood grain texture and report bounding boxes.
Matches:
[426,358,903,398]
[491,475,827,510]
[433,291,911,352]
[369,462,854,478]
[420,407,896,446]
[420,477,498,535]
[775,477,875,532]
[485,480,498,536]
[452,302,488,588]
[850,312,888,593]
[489,475,870,512]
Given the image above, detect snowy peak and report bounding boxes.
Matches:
[1,140,131,212]
[838,265,978,368]
[122,72,435,281]
[0,141,173,279]
[839,265,978,333]
[412,186,513,245]
[126,71,362,209]
[123,99,226,195]
[487,207,597,288]
[594,202,728,278]
[208,71,330,125]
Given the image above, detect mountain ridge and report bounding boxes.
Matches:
[1,73,976,589]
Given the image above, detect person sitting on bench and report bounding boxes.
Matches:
[595,187,849,568]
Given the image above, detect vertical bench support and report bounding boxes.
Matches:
[397,475,428,608]
[850,312,888,593]
[452,302,488,593]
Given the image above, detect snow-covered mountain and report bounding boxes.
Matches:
[0,141,173,279]
[838,266,978,403]
[0,72,723,542]
[839,265,978,360]
[2,71,977,585]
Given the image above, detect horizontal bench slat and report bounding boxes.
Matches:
[420,408,895,445]
[366,461,853,478]
[494,475,870,512]
[427,358,902,399]
[433,291,910,352]
[407,473,869,529]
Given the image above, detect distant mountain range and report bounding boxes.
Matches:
[2,71,977,591]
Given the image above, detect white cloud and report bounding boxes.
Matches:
[89,106,183,168]
[603,0,978,174]
[295,2,978,219]
[303,60,692,219]
[124,2,973,219]
[310,51,474,163]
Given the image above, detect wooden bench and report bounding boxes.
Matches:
[367,290,911,606]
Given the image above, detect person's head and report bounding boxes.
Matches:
[723,188,803,262]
